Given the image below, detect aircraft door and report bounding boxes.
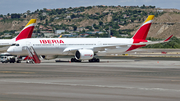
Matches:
[51,41,58,48]
[26,41,32,47]
[97,41,102,46]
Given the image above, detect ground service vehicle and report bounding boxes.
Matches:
[1,55,15,63]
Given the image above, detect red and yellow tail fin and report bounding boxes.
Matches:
[132,15,154,40]
[15,19,36,41]
[58,35,62,38]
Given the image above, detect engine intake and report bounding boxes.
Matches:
[75,49,94,60]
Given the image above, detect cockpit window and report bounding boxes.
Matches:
[11,44,16,46]
[16,44,19,46]
[11,43,19,46]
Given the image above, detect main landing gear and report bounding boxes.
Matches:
[89,58,100,62]
[70,57,100,62]
[71,58,82,62]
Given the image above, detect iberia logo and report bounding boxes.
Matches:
[40,40,64,44]
[84,54,93,57]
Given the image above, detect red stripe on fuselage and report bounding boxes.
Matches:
[126,39,147,52]
[16,26,34,41]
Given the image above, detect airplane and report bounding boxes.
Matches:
[0,19,36,46]
[7,15,173,63]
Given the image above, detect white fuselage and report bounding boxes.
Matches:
[7,38,134,55]
[0,39,14,46]
[0,39,15,52]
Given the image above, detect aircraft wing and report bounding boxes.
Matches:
[63,48,79,53]
[63,47,94,53]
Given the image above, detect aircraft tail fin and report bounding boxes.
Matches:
[58,35,62,38]
[15,19,36,41]
[132,15,154,40]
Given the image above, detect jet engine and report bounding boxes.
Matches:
[75,49,94,60]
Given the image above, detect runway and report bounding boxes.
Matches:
[0,57,180,101]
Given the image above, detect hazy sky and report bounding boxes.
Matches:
[0,0,179,15]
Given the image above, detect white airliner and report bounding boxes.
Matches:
[7,15,173,62]
[0,19,36,46]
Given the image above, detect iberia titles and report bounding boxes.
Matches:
[40,40,64,44]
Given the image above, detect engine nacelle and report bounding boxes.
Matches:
[75,49,94,60]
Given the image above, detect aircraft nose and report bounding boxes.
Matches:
[7,47,14,53]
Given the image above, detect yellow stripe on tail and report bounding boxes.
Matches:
[144,15,154,24]
[25,19,36,27]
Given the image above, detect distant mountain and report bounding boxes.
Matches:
[0,5,180,39]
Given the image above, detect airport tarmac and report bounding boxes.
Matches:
[0,57,180,101]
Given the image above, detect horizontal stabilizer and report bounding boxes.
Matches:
[164,35,173,42]
[132,35,173,46]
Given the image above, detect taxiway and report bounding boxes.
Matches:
[0,57,180,101]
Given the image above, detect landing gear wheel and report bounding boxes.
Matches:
[71,58,81,62]
[71,58,76,62]
[89,58,100,62]
[16,60,21,63]
[96,58,100,62]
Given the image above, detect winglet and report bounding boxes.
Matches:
[164,35,173,42]
[15,19,36,41]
